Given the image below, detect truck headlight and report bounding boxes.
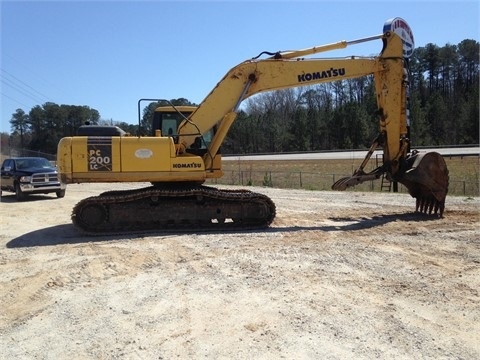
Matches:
[20,176,32,182]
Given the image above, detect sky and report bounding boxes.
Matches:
[1,0,479,134]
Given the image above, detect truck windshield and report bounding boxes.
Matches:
[16,158,52,170]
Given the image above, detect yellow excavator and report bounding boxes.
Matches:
[57,18,449,234]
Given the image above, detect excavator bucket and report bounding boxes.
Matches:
[398,151,449,217]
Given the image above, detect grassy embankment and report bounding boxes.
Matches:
[207,156,479,197]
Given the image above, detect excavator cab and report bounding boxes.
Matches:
[151,106,196,138]
[152,105,215,156]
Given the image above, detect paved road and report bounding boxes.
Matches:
[223,147,479,161]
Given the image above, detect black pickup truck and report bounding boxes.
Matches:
[0,157,66,200]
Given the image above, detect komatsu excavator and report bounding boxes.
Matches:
[57,18,449,234]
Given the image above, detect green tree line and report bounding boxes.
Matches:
[6,103,101,155]
[4,40,479,156]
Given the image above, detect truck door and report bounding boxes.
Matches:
[1,159,15,189]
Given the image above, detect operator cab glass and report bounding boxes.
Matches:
[152,106,215,156]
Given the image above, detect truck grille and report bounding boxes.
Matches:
[32,173,59,184]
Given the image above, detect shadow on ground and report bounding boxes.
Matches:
[6,212,437,248]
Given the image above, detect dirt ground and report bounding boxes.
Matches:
[0,183,479,359]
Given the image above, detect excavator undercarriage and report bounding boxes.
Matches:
[71,185,276,235]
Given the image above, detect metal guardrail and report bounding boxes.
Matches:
[223,146,479,161]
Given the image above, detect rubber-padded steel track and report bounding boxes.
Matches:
[71,185,276,235]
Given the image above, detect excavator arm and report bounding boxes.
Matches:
[177,29,447,216]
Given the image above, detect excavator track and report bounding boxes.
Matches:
[71,185,276,235]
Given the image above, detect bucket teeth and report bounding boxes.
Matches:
[415,196,444,217]
[401,151,448,219]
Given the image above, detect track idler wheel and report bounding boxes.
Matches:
[72,202,108,230]
[399,151,449,217]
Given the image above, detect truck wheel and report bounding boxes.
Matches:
[56,189,66,198]
[15,183,27,201]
